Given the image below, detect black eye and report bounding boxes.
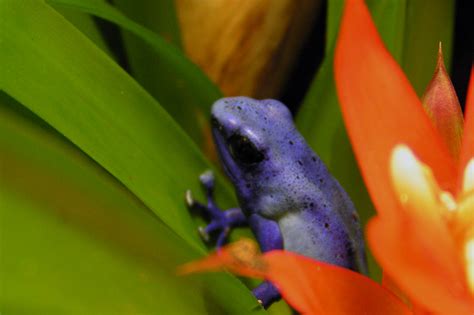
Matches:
[227,134,264,165]
[211,116,223,130]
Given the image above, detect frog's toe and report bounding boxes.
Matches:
[185,189,194,207]
[198,220,222,242]
[185,189,212,214]
[197,219,231,246]
[216,227,231,248]
[199,170,215,191]
[198,226,210,242]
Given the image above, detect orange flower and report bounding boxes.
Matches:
[335,0,474,313]
[181,0,474,314]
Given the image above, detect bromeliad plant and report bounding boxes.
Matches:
[181,0,474,314]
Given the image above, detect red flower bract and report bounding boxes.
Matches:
[335,0,474,314]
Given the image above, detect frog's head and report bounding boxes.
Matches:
[210,97,294,198]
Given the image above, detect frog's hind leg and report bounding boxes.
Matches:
[253,282,281,309]
[186,170,247,248]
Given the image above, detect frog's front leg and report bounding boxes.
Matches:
[185,170,247,247]
[248,213,283,308]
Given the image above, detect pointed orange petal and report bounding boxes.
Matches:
[334,0,456,218]
[177,239,267,278]
[460,65,474,189]
[422,44,464,161]
[264,251,412,315]
[180,240,412,315]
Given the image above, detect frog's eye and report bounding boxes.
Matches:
[211,116,223,131]
[228,134,264,165]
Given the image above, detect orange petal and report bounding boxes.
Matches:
[382,273,412,307]
[180,240,412,315]
[334,0,456,219]
[369,217,473,315]
[264,251,412,315]
[177,239,267,278]
[367,146,474,314]
[460,66,474,190]
[422,44,464,161]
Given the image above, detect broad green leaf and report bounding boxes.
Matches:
[47,0,222,149]
[111,0,200,147]
[296,0,455,279]
[52,1,113,58]
[112,0,193,134]
[0,95,265,314]
[113,0,182,48]
[0,0,223,252]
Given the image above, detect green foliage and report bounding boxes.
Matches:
[0,0,260,313]
[0,94,260,314]
[0,0,455,313]
[48,0,222,148]
[113,0,186,103]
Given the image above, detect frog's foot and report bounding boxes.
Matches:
[253,281,281,309]
[186,170,247,248]
[185,170,221,218]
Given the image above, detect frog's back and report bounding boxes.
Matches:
[267,132,367,274]
[279,168,367,274]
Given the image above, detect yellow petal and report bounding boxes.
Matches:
[464,238,474,294]
[390,145,442,215]
[463,159,474,193]
[377,145,473,314]
[453,192,474,243]
[461,196,474,295]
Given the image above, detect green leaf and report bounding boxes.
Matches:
[401,0,454,94]
[296,0,455,280]
[51,0,113,58]
[112,0,182,51]
[0,0,267,311]
[47,0,222,149]
[0,95,265,314]
[113,0,182,48]
[111,0,202,144]
[0,0,221,252]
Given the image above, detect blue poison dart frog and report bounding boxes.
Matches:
[186,97,367,308]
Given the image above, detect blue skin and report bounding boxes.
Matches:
[186,97,367,308]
